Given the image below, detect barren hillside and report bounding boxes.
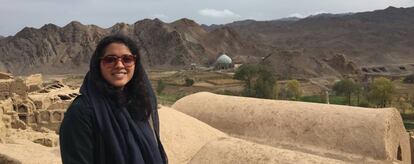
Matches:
[0,6,413,78]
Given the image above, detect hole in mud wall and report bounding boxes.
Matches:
[38,89,50,93]
[18,115,27,123]
[0,92,9,100]
[372,68,380,73]
[58,94,71,100]
[397,145,402,161]
[52,112,62,122]
[399,66,406,71]
[361,68,370,73]
[378,67,387,72]
[18,105,28,113]
[41,112,50,122]
[34,101,42,109]
[69,93,79,98]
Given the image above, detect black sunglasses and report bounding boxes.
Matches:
[100,55,136,67]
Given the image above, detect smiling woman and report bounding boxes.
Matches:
[59,34,168,164]
[100,43,136,89]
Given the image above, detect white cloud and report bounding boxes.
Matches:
[288,13,305,18]
[198,8,240,18]
[309,11,327,16]
[288,11,327,18]
[148,14,171,22]
[150,14,168,19]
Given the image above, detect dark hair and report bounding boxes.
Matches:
[89,34,152,120]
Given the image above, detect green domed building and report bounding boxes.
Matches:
[214,53,233,70]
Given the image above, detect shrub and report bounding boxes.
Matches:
[358,101,370,107]
[234,64,276,99]
[185,78,194,86]
[367,77,395,107]
[332,79,360,105]
[156,79,166,94]
[403,74,414,84]
[285,80,302,100]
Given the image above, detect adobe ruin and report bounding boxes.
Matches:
[0,77,413,163]
[360,63,414,77]
[0,73,78,132]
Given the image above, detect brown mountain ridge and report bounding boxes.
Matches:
[0,18,263,75]
[0,6,413,78]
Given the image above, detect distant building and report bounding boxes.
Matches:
[214,53,233,70]
[189,63,197,70]
[234,63,243,69]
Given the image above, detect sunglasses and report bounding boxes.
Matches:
[100,55,136,67]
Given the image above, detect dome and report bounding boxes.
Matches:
[216,54,232,64]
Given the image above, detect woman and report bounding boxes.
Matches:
[59,34,168,164]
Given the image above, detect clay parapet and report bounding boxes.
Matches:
[173,92,411,163]
[159,106,351,164]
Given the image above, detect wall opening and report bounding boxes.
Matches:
[41,112,50,122]
[18,105,28,113]
[397,145,402,161]
[53,112,62,122]
[58,94,71,100]
[18,115,27,123]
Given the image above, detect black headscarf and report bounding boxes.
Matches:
[79,34,168,164]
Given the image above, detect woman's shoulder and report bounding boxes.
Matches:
[64,95,93,120]
[60,95,96,163]
[61,94,95,135]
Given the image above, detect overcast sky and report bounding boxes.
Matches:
[0,0,413,36]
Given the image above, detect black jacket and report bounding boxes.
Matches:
[59,95,166,164]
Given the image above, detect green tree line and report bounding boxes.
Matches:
[234,64,406,109]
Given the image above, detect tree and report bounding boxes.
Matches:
[332,79,359,105]
[354,83,363,105]
[234,64,260,96]
[184,78,194,86]
[394,97,413,114]
[234,64,276,99]
[403,74,414,84]
[368,77,395,107]
[273,82,280,99]
[285,80,302,100]
[254,69,276,98]
[156,79,166,95]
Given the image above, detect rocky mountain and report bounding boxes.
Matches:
[220,6,414,66]
[0,18,262,74]
[202,18,300,32]
[262,50,355,79]
[0,6,413,78]
[203,6,414,78]
[0,21,108,74]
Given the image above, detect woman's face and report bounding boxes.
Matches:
[100,43,135,89]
